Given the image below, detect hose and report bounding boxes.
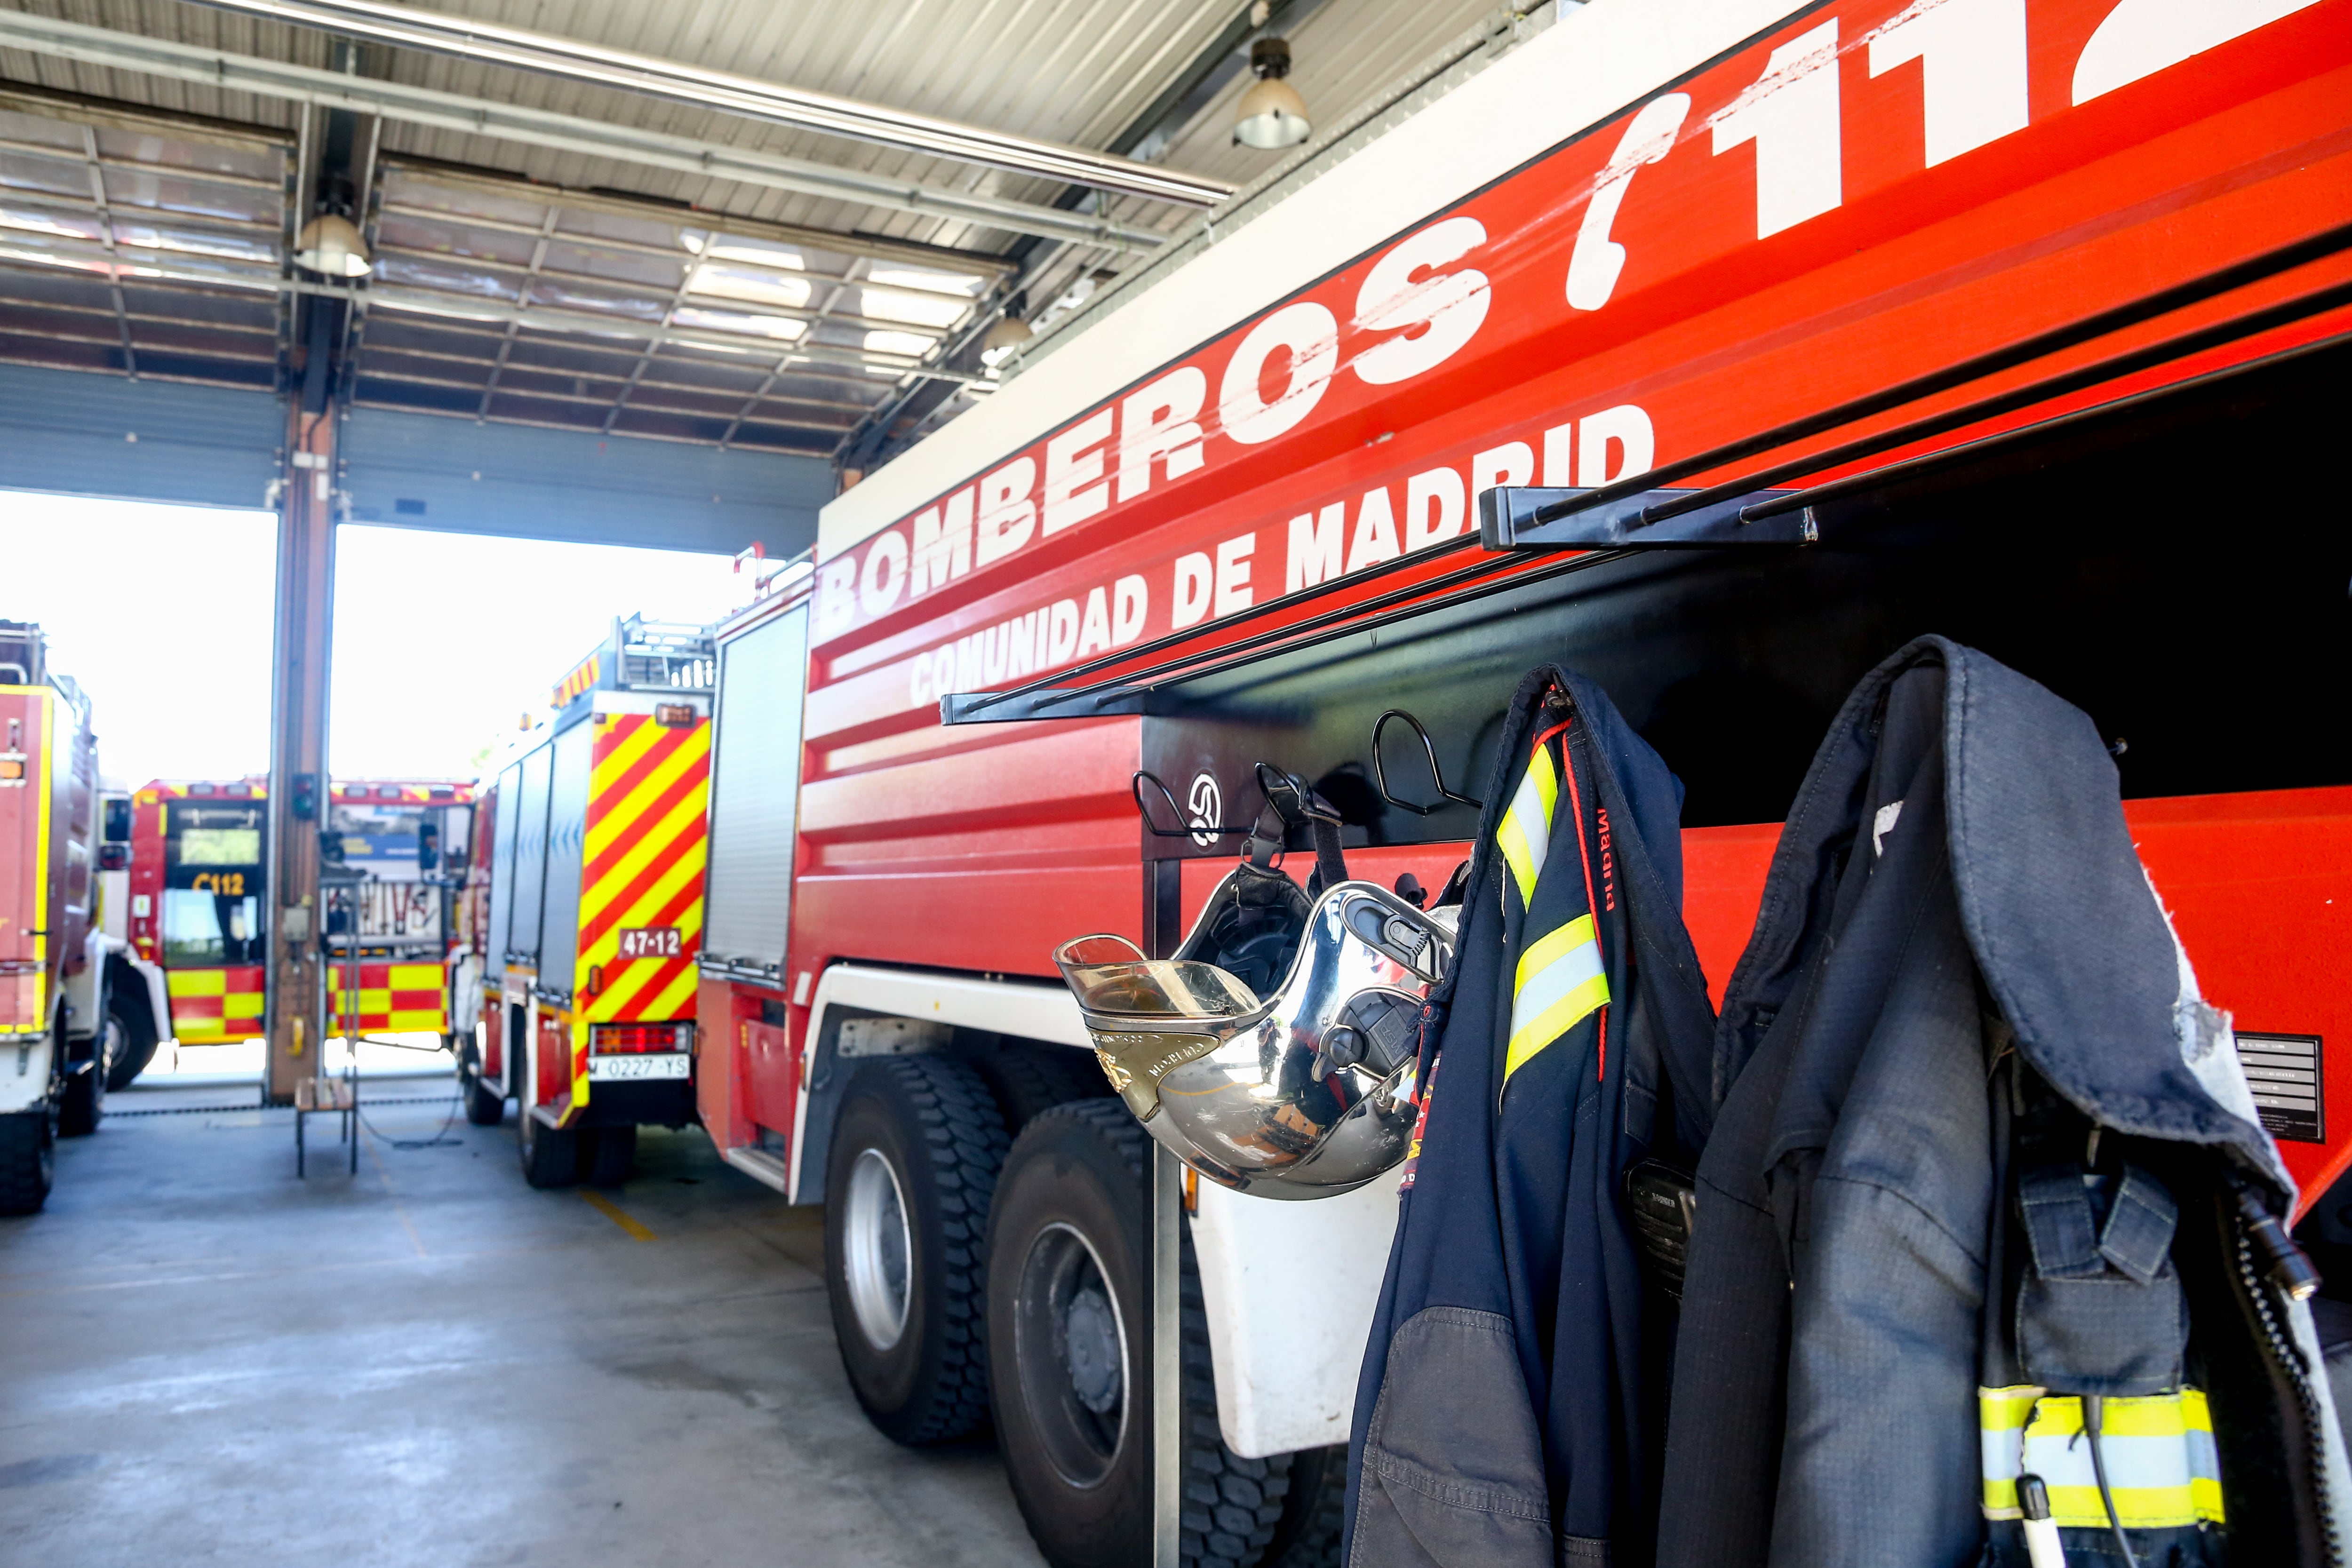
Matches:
[2082,1394,2141,1568]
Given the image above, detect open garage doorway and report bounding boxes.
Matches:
[0,493,754,1107]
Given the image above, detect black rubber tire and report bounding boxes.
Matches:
[0,1110,55,1215]
[518,1111,581,1189]
[585,1124,637,1186]
[58,1019,109,1137]
[986,1099,1291,1568]
[460,1049,505,1127]
[971,1043,1114,1134]
[103,992,159,1093]
[1260,1445,1346,1568]
[824,1055,1008,1445]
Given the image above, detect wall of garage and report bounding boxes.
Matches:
[0,362,834,558]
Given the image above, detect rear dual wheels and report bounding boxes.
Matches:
[57,1015,115,1138]
[458,1047,506,1127]
[824,1056,1010,1445]
[0,1109,55,1216]
[988,1101,1298,1568]
[517,1115,637,1189]
[518,1112,580,1189]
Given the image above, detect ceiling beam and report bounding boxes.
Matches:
[0,10,1172,255]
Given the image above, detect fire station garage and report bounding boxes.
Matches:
[3,1,2350,1567]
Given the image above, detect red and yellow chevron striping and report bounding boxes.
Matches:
[327,961,450,1035]
[550,653,601,710]
[580,711,709,1032]
[166,965,266,1043]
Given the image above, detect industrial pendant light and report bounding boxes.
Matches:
[1234,37,1310,151]
[295,213,373,278]
[981,312,1033,369]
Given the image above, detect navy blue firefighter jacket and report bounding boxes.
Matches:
[1343,664,1718,1568]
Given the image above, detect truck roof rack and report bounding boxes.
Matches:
[549,613,718,712]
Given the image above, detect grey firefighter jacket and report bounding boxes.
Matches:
[1343,664,1716,1568]
[1653,636,2352,1568]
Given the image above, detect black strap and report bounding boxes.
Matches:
[1307,815,1348,897]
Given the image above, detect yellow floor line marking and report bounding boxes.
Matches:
[582,1190,655,1242]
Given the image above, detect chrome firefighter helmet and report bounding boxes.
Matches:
[1054,863,1456,1201]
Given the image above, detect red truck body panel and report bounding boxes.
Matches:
[702,0,2352,1219]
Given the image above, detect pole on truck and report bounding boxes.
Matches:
[1153,1144,1181,1568]
[1146,856,1184,1568]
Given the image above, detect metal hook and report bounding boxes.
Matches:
[1253,760,1340,827]
[1372,709,1483,816]
[1132,770,1260,840]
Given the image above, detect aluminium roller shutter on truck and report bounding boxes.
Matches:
[506,742,553,968]
[703,606,809,984]
[536,722,592,1001]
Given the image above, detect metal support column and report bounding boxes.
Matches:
[263,391,335,1105]
[264,80,373,1106]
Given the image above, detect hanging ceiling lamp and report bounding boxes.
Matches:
[295,213,373,278]
[1234,37,1311,151]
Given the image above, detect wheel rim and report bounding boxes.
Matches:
[843,1147,913,1352]
[1013,1220,1130,1489]
[99,1017,124,1084]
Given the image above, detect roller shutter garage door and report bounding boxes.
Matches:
[339,406,832,558]
[0,363,281,512]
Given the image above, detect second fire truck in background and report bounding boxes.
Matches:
[468,616,714,1188]
[126,777,474,1067]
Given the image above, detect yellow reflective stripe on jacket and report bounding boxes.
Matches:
[1506,914,1609,1080]
[1497,742,1558,908]
[1979,1385,2223,1528]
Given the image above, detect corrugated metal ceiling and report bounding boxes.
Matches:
[0,0,1507,460]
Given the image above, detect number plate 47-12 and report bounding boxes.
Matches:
[616,926,683,959]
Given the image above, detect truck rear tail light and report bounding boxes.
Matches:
[654,702,696,728]
[590,1022,693,1055]
[0,760,20,780]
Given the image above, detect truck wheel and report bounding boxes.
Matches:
[103,991,160,1092]
[0,1110,55,1215]
[986,1100,1291,1568]
[518,1112,581,1189]
[58,1018,112,1137]
[973,1043,1113,1134]
[823,1055,1008,1445]
[1260,1446,1345,1568]
[585,1125,637,1186]
[459,1050,505,1127]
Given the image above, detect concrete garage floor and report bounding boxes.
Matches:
[0,1075,1046,1568]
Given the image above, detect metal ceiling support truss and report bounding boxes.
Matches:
[283,275,982,381]
[0,9,1191,251]
[469,207,562,421]
[169,0,1234,206]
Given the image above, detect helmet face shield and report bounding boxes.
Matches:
[1054,876,1455,1200]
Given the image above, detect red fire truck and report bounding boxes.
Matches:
[322,779,475,1045]
[467,616,714,1188]
[126,777,474,1060]
[2,621,122,1210]
[686,3,2352,1563]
